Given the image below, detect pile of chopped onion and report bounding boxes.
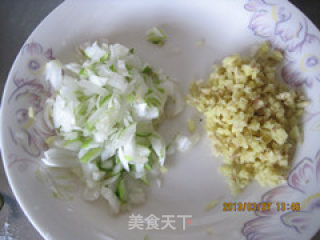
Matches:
[43,41,185,213]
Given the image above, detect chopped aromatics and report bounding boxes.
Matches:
[146,27,167,46]
[188,42,307,194]
[206,228,213,235]
[187,119,195,133]
[205,200,219,211]
[28,107,35,119]
[43,41,183,213]
[166,132,200,155]
[23,106,35,129]
[196,40,205,48]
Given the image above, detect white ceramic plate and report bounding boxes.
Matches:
[1,0,320,239]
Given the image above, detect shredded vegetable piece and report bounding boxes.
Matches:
[43,41,184,213]
[188,119,195,133]
[205,200,219,211]
[196,40,205,48]
[160,166,168,174]
[206,228,213,235]
[146,27,167,46]
[117,179,126,202]
[80,148,101,163]
[45,136,56,146]
[144,235,150,240]
[28,107,35,119]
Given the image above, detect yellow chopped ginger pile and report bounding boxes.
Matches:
[187,42,308,194]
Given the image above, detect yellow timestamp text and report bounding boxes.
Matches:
[223,202,301,212]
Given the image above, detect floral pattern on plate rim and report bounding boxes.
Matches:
[245,0,320,88]
[7,40,55,158]
[7,41,77,200]
[242,150,320,240]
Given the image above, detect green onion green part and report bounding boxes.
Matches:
[80,148,102,163]
[146,27,167,46]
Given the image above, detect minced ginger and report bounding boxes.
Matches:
[187,42,308,194]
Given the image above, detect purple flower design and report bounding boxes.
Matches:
[242,150,320,240]
[8,77,55,157]
[6,39,79,200]
[243,215,298,240]
[274,16,308,52]
[28,60,41,71]
[282,34,320,87]
[22,41,54,74]
[245,0,308,52]
[245,0,320,87]
[245,0,277,38]
[245,1,291,40]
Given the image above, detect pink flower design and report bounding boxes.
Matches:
[243,151,320,239]
[282,34,320,87]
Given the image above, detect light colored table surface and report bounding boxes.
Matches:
[0,1,319,239]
